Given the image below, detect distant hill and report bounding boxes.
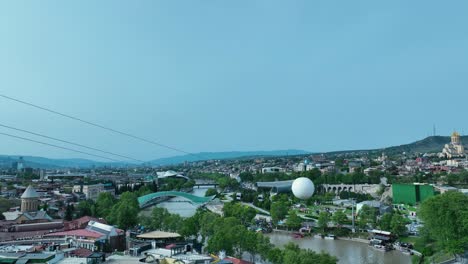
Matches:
[380,136,466,154]
[0,150,310,169]
[147,149,310,166]
[326,136,468,156]
[0,155,133,169]
[1,135,464,169]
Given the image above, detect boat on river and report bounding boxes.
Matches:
[292,232,304,239]
[370,244,392,252]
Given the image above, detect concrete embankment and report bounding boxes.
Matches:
[337,237,369,244]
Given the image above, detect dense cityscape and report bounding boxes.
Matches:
[2,1,468,264]
[0,131,466,263]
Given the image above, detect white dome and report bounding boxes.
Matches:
[21,185,39,199]
[292,177,315,200]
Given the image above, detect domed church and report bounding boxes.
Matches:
[442,131,465,159]
[21,185,41,212]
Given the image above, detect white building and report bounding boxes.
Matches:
[261,167,285,173]
[72,184,115,201]
[294,160,315,172]
[441,131,465,159]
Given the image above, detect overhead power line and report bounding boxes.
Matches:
[0,132,122,162]
[0,94,198,157]
[0,123,144,163]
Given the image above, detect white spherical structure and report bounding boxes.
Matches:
[292,177,315,200]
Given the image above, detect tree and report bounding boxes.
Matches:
[279,242,337,264]
[95,192,115,218]
[205,217,243,256]
[223,202,256,225]
[77,200,95,217]
[179,216,199,238]
[379,212,393,231]
[205,188,218,197]
[199,211,220,240]
[145,207,170,230]
[317,212,330,233]
[267,247,284,264]
[135,185,153,197]
[239,172,254,182]
[358,205,377,229]
[390,213,408,236]
[107,192,139,230]
[331,210,347,228]
[115,202,138,230]
[217,177,240,191]
[286,210,302,230]
[270,201,289,224]
[0,198,20,214]
[241,230,259,262]
[65,203,73,221]
[419,191,468,257]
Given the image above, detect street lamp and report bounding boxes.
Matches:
[350,198,356,233]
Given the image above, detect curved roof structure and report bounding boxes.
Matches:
[138,191,215,208]
[136,231,181,240]
[256,180,294,189]
[157,171,190,181]
[256,180,294,194]
[21,185,39,199]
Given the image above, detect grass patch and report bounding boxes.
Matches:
[399,236,419,245]
[411,255,421,264]
[426,252,454,264]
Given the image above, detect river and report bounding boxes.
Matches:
[266,232,412,264]
[142,188,411,264]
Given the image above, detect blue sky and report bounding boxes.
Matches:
[0,1,468,161]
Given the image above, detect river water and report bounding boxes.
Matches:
[143,188,411,264]
[266,233,412,264]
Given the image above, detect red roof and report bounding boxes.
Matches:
[70,248,93,258]
[165,243,176,249]
[64,216,107,231]
[44,229,104,239]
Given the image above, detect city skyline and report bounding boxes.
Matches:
[1,1,468,160]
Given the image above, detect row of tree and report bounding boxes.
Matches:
[419,191,468,258]
[74,191,143,230]
[193,173,240,191]
[139,203,337,264]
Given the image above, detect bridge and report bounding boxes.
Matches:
[138,191,215,208]
[318,184,380,194]
[193,179,218,188]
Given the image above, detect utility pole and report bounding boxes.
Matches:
[351,198,356,233]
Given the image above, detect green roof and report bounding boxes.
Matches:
[138,191,215,208]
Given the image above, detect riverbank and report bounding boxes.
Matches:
[336,236,369,244]
[272,229,368,243]
[266,232,412,264]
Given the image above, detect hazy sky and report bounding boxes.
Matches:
[1,1,468,161]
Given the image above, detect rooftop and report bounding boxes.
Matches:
[136,231,181,240]
[20,186,39,199]
[44,229,104,239]
[86,221,122,236]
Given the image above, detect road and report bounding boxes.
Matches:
[241,202,270,215]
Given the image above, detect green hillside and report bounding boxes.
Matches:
[326,136,468,156]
